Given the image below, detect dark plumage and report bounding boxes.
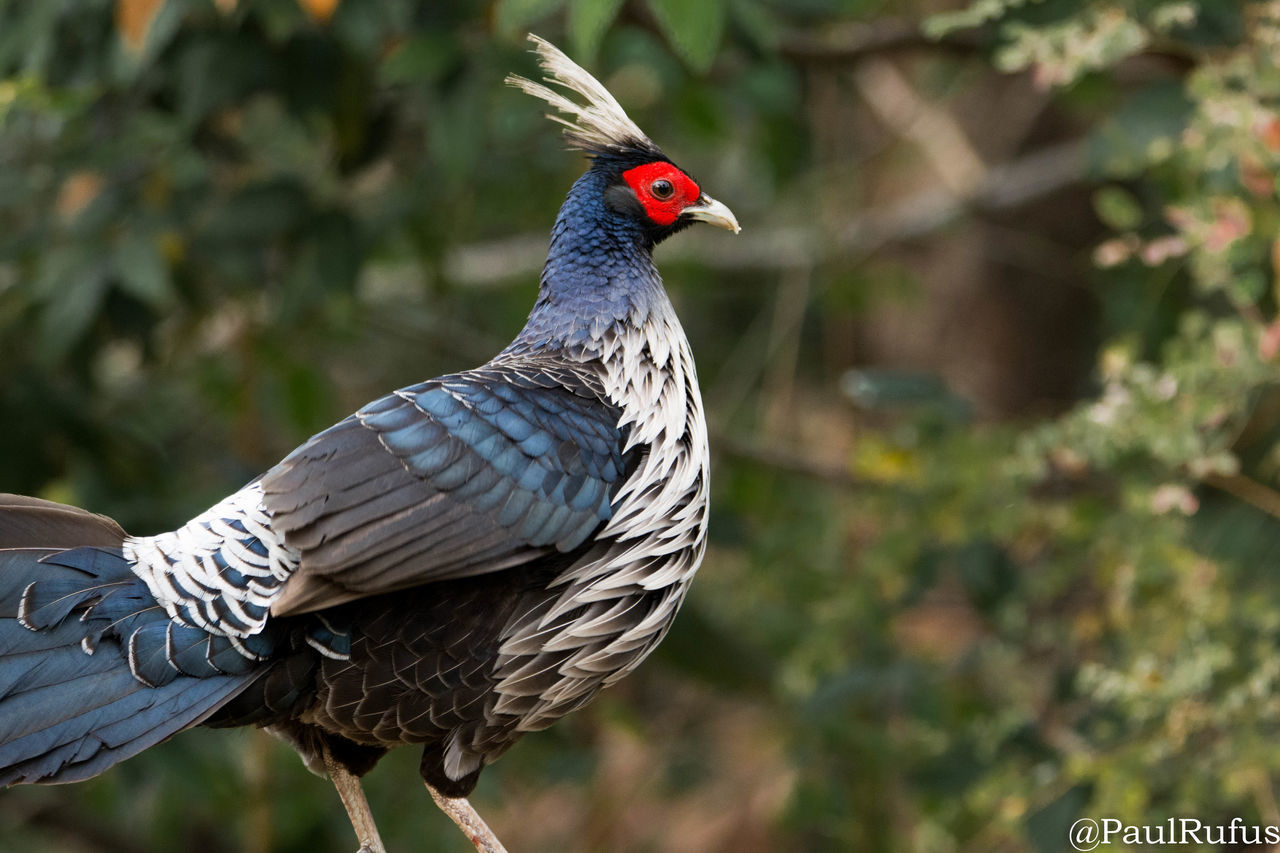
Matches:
[0,35,738,850]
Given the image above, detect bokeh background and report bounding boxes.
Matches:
[3,0,1280,850]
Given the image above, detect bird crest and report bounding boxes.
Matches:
[507,35,663,159]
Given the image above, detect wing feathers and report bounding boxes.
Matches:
[263,363,632,615]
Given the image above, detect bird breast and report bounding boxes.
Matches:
[489,298,710,732]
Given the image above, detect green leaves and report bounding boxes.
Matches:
[1092,185,1143,231]
[30,245,107,363]
[996,10,1150,87]
[646,0,726,73]
[495,0,566,38]
[924,0,1031,39]
[113,232,175,310]
[567,0,625,60]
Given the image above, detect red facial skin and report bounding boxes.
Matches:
[621,162,701,226]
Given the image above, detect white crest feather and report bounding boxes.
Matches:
[506,34,659,156]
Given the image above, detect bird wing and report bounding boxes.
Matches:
[260,361,632,616]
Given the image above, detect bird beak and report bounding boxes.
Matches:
[682,194,741,234]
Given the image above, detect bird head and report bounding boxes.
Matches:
[507,35,740,244]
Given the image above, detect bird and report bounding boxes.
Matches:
[0,34,738,853]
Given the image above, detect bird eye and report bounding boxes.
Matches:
[650,179,674,200]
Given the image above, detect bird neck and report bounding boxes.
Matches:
[509,168,668,357]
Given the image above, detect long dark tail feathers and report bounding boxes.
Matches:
[0,497,259,785]
[0,494,127,549]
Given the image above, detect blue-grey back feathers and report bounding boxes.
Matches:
[261,361,631,615]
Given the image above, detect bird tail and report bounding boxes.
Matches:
[0,495,259,785]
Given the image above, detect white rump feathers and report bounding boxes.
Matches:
[507,34,659,156]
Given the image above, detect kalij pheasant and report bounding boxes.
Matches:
[0,34,738,852]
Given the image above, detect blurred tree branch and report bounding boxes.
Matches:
[779,18,983,62]
[1202,472,1280,523]
[853,56,988,196]
[444,138,1087,284]
[712,430,872,489]
[776,16,1196,74]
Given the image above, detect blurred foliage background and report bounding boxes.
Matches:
[2,0,1280,850]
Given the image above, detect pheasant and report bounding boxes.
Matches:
[0,35,738,852]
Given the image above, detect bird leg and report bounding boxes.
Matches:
[321,741,387,853]
[426,783,509,853]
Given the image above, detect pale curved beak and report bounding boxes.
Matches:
[682,194,741,234]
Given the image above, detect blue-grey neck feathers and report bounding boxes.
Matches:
[512,168,663,354]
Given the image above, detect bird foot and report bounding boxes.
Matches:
[322,741,388,853]
[426,784,508,853]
